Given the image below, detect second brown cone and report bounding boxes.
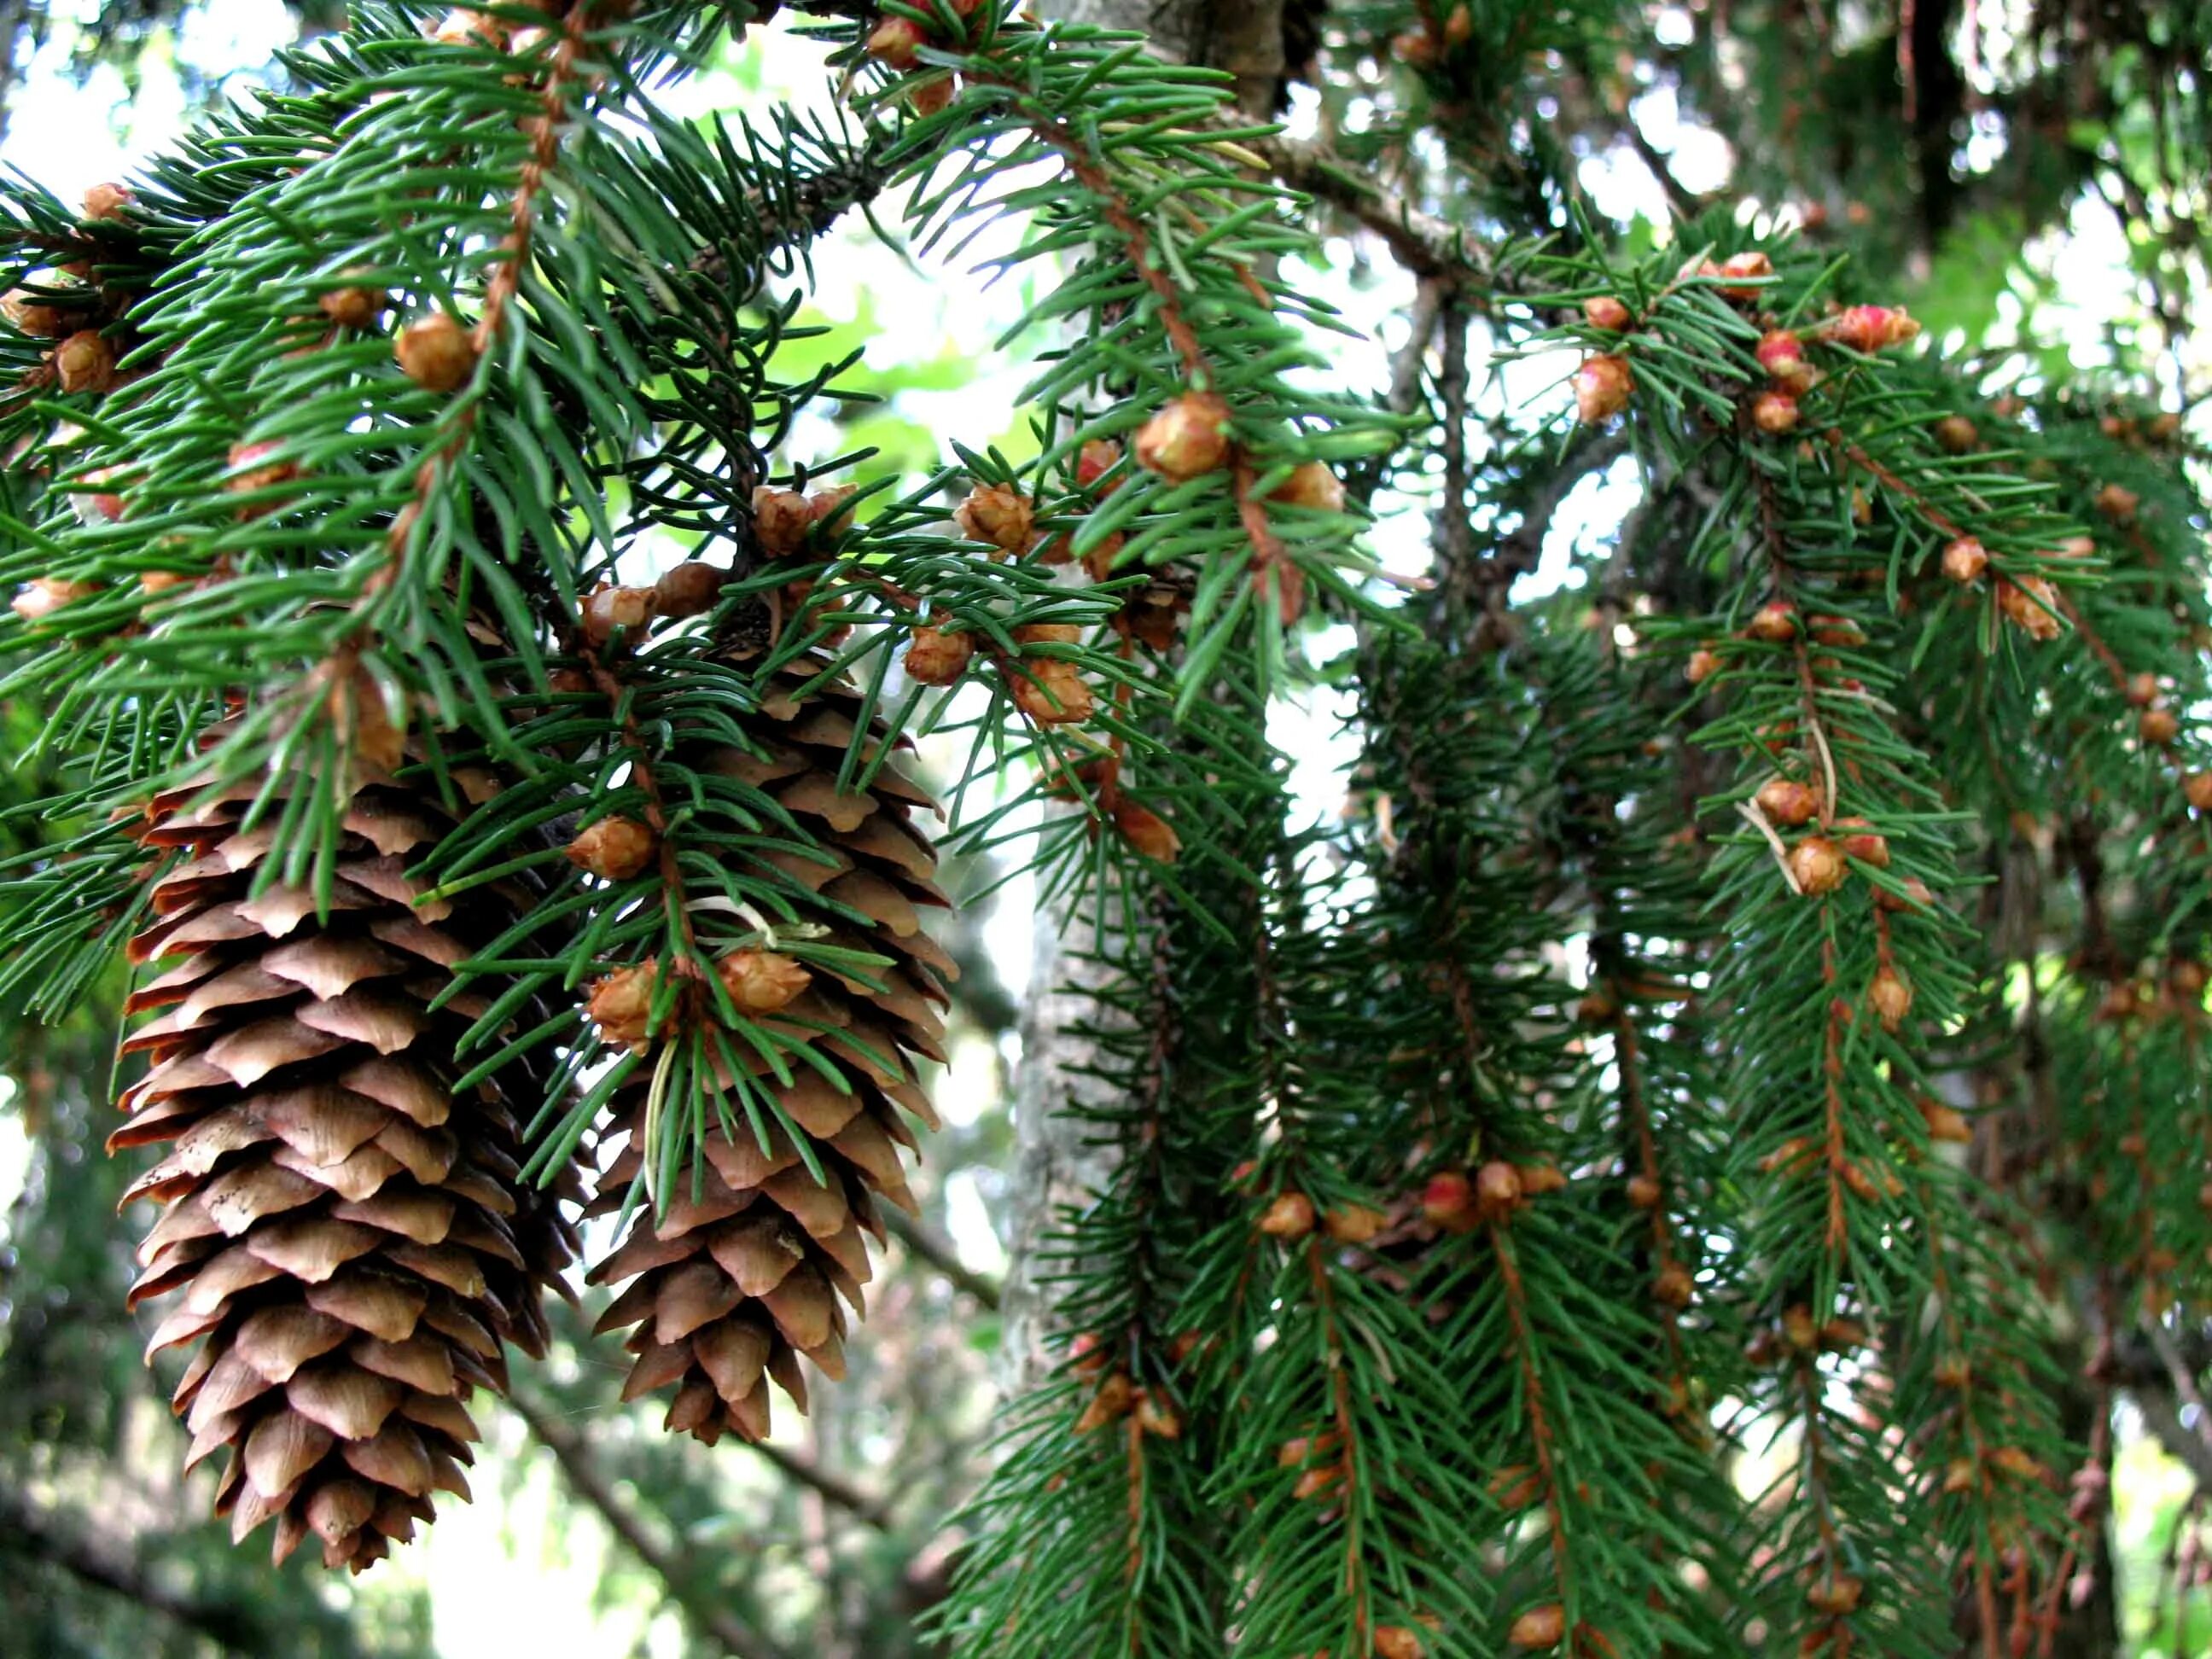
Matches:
[585,655,952,1444]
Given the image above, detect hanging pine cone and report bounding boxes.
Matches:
[113,738,579,1571]
[585,654,950,1443]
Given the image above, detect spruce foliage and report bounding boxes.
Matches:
[0,0,2208,1653]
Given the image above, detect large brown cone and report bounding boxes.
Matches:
[113,753,580,1571]
[586,655,952,1443]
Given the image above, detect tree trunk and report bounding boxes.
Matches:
[996,0,1285,1392]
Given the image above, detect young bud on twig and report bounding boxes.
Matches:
[1135,391,1232,480]
[1755,329,1812,391]
[566,816,658,882]
[1869,967,1912,1031]
[752,486,813,557]
[1749,390,1800,434]
[954,482,1035,556]
[1932,415,1978,453]
[1996,575,2062,640]
[1755,777,1819,827]
[1746,601,1798,642]
[652,561,726,620]
[1507,1604,1565,1650]
[318,277,387,330]
[1573,354,1633,424]
[1789,836,1848,896]
[54,329,115,393]
[1258,1191,1316,1240]
[1112,799,1180,864]
[583,584,655,646]
[717,950,812,1014]
[394,312,477,392]
[904,625,975,686]
[1583,294,1633,332]
[1269,461,1345,513]
[1941,537,1987,583]
[865,15,927,67]
[589,961,668,1052]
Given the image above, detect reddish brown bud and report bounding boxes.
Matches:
[717,950,812,1014]
[865,15,927,67]
[1475,1160,1522,1222]
[589,961,669,1051]
[2094,482,2139,524]
[1112,798,1181,864]
[318,279,386,330]
[1869,967,1912,1031]
[1933,415,1979,454]
[9,577,95,625]
[1941,537,1988,584]
[1421,1171,1477,1231]
[1832,305,1919,352]
[1750,390,1800,435]
[1508,1604,1566,1649]
[1583,294,1633,332]
[1374,1628,1424,1659]
[1718,249,1773,300]
[394,312,478,393]
[652,561,726,620]
[904,625,975,686]
[1011,661,1093,725]
[1488,1463,1544,1511]
[1269,460,1346,514]
[1322,1203,1387,1243]
[2186,773,2212,812]
[1788,835,1848,896]
[1135,392,1232,480]
[82,181,132,220]
[1074,1371,1133,1433]
[3,288,70,337]
[1833,818,1889,867]
[2139,706,2180,746]
[954,482,1035,556]
[1573,354,1634,424]
[1516,1162,1568,1197]
[1259,1191,1317,1240]
[1920,1100,1972,1144]
[1685,647,1720,684]
[583,583,655,646]
[1069,1332,1109,1376]
[808,483,859,536]
[1653,1262,1695,1308]
[1626,1173,1662,1210]
[1134,1390,1182,1440]
[1290,1464,1344,1501]
[1755,777,1819,827]
[54,329,115,393]
[904,74,956,117]
[225,439,298,507]
[566,816,659,882]
[1746,601,1798,642]
[2125,671,2159,707]
[752,486,813,557]
[1075,438,1121,491]
[1996,575,2062,640]
[1755,329,1812,391]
